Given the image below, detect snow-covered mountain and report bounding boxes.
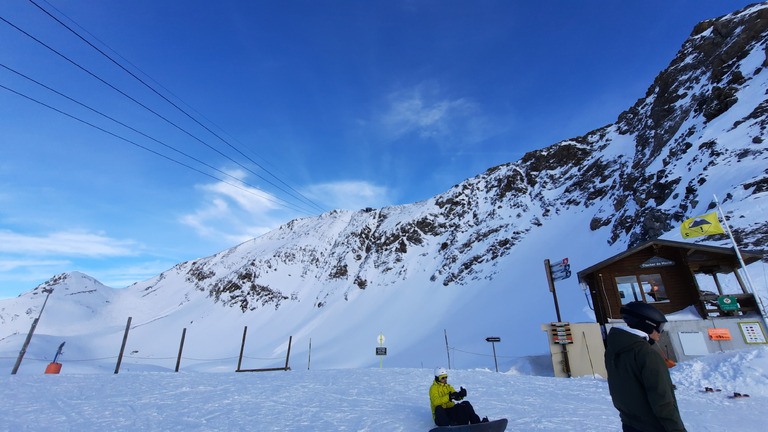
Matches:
[2,3,767,374]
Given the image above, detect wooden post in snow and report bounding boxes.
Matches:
[284,336,292,370]
[175,328,187,372]
[545,261,571,378]
[444,329,451,370]
[114,317,132,374]
[237,326,248,372]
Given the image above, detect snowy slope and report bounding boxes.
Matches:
[2,2,768,374]
[1,347,767,431]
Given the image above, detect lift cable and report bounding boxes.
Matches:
[28,0,327,214]
[0,13,322,215]
[35,0,285,187]
[0,82,315,215]
[0,63,312,215]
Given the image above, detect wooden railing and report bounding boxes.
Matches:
[700,293,759,317]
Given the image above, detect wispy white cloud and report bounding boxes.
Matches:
[0,230,144,296]
[199,169,282,215]
[0,262,70,297]
[377,82,501,145]
[0,257,177,294]
[0,237,195,295]
[0,230,138,257]
[92,260,177,288]
[181,170,288,244]
[0,259,71,272]
[303,181,392,211]
[182,169,394,248]
[381,85,472,139]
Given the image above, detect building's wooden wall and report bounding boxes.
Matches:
[586,245,702,323]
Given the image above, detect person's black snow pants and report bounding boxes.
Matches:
[434,401,481,426]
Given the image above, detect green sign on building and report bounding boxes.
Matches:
[718,296,739,311]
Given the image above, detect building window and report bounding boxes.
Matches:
[615,273,669,304]
[616,276,642,304]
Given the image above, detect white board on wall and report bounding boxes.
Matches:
[678,331,709,356]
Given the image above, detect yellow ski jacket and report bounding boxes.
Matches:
[429,380,461,420]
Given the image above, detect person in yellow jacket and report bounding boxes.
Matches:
[429,367,487,426]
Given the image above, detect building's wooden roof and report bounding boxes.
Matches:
[577,239,763,279]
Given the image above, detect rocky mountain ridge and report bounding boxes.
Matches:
[2,3,767,371]
[186,2,768,313]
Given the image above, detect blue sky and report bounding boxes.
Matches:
[0,0,755,298]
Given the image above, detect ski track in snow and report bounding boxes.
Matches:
[2,350,766,432]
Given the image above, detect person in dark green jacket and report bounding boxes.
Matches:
[605,301,687,432]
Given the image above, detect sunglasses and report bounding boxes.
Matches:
[438,375,448,381]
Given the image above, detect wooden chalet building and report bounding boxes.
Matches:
[573,239,767,365]
[578,239,763,323]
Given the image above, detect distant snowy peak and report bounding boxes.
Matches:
[33,271,112,298]
[27,3,768,317]
[12,272,116,323]
[147,1,768,312]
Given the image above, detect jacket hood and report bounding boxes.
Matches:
[606,326,650,355]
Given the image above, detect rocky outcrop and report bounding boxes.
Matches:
[167,3,768,312]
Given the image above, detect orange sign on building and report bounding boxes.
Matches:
[708,328,732,341]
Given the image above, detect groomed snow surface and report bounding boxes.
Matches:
[2,347,766,431]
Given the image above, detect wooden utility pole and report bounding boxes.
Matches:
[114,317,132,374]
[12,288,53,375]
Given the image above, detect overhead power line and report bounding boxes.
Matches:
[0,63,312,215]
[0,9,325,214]
[0,82,314,215]
[36,0,287,187]
[28,0,327,214]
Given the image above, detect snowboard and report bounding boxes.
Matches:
[429,418,508,432]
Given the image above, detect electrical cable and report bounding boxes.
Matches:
[38,0,290,197]
[584,288,594,311]
[0,63,311,215]
[28,0,327,214]
[449,346,526,359]
[0,13,323,215]
[0,82,310,214]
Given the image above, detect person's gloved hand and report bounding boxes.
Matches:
[456,387,467,399]
[449,391,459,401]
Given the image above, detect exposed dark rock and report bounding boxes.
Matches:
[177,3,768,313]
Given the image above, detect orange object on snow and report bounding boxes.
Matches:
[44,362,62,374]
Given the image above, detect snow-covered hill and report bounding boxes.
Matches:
[2,2,768,374]
[2,348,767,431]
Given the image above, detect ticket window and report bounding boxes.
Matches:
[616,274,669,304]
